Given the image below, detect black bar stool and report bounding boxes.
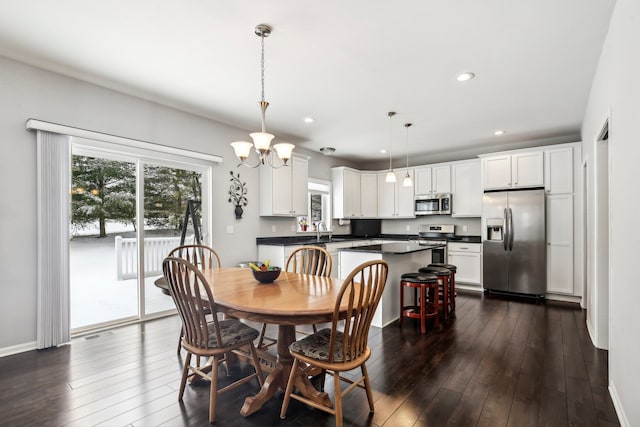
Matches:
[418,266,452,319]
[428,263,457,313]
[400,272,439,333]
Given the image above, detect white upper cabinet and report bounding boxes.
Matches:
[260,154,309,216]
[482,151,543,190]
[397,171,416,217]
[360,172,378,217]
[415,165,451,195]
[544,147,573,194]
[376,170,415,218]
[451,160,482,217]
[291,156,309,215]
[512,152,544,188]
[332,167,361,218]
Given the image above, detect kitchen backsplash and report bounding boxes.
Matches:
[382,216,481,236]
[259,215,479,237]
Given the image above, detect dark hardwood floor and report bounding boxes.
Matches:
[0,292,620,426]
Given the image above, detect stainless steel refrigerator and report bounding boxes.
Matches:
[482,188,546,296]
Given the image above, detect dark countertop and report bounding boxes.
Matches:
[256,234,481,246]
[339,242,446,255]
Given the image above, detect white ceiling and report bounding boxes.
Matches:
[0,1,616,165]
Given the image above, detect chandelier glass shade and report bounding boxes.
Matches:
[230,24,294,168]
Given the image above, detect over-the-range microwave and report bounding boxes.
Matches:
[415,193,452,215]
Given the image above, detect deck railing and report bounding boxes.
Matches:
[115,236,186,280]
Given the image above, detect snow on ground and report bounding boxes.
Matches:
[70,222,180,329]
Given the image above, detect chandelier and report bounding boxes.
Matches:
[230,24,294,168]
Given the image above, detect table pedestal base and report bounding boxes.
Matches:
[240,325,332,417]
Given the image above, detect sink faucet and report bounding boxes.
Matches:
[316,222,326,241]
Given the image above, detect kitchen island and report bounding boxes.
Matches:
[339,242,444,328]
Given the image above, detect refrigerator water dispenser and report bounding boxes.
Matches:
[486,219,504,241]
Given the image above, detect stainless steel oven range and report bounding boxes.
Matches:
[411,224,455,264]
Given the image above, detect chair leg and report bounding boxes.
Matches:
[257,323,268,350]
[178,352,191,401]
[420,284,426,334]
[319,368,327,392]
[361,363,375,412]
[248,342,265,387]
[280,358,299,419]
[209,356,219,423]
[334,369,343,427]
[399,281,404,327]
[451,272,456,312]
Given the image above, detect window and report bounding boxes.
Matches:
[298,179,331,232]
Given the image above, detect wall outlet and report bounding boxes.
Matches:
[406,225,411,232]
[462,225,468,232]
[271,225,277,233]
[226,225,234,234]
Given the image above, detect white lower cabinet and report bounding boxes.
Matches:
[325,241,355,278]
[447,242,481,287]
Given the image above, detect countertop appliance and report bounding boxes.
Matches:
[482,188,546,296]
[415,193,451,215]
[412,224,455,264]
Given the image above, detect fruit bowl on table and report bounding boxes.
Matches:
[251,266,281,283]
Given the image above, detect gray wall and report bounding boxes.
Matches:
[0,56,349,350]
[581,0,639,423]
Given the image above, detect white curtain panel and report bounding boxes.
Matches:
[36,130,71,349]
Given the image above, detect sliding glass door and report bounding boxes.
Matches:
[70,145,210,332]
[70,151,138,330]
[143,163,204,316]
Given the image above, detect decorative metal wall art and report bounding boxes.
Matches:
[228,171,248,219]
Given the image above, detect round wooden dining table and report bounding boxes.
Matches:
[201,267,345,417]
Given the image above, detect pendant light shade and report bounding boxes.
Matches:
[385,171,397,183]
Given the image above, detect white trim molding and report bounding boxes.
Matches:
[0,341,38,358]
[26,119,223,163]
[609,381,630,427]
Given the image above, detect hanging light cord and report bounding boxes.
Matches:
[255,25,271,134]
[405,123,412,168]
[261,31,265,104]
[388,112,396,171]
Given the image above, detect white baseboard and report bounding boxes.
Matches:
[457,283,483,292]
[609,381,629,427]
[545,293,582,304]
[0,341,37,358]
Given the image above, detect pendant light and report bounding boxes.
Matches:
[230,24,294,168]
[385,111,396,183]
[402,123,413,187]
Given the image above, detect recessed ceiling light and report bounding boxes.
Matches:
[494,130,506,136]
[380,149,388,154]
[303,117,315,124]
[457,72,475,82]
[319,147,335,156]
